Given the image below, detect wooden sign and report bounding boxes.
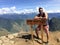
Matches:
[26,19,46,25]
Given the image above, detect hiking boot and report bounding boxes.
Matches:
[36,37,40,39]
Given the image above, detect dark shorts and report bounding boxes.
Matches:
[37,24,49,30]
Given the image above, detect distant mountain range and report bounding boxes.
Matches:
[48,13,60,19]
[0,13,60,36]
[0,13,37,20]
[0,13,60,20]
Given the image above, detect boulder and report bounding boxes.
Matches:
[12,33,18,38]
[7,34,14,39]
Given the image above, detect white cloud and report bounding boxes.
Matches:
[0,6,60,15]
[47,10,60,13]
[0,6,36,14]
[47,10,54,13]
[19,9,35,14]
[0,6,16,14]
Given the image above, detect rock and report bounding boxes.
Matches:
[0,40,3,44]
[0,36,10,43]
[9,40,15,44]
[3,38,9,43]
[7,33,18,39]
[12,33,18,38]
[7,34,14,39]
[0,36,7,40]
[2,42,12,45]
[57,38,60,42]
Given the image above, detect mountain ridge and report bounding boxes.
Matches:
[0,13,60,20]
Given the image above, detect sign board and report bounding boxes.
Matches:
[26,19,46,25]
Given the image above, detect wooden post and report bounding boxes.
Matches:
[41,25,43,45]
[30,25,34,45]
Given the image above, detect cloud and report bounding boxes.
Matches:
[0,6,60,15]
[0,6,36,14]
[18,9,36,14]
[0,6,16,14]
[47,10,60,13]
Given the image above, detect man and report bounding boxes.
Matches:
[34,7,49,43]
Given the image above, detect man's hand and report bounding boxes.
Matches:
[34,16,42,20]
[34,17,41,20]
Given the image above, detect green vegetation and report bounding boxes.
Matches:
[0,17,60,36]
[49,17,60,31]
[0,18,30,36]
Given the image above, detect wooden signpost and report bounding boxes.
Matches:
[26,19,46,45]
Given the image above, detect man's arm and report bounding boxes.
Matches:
[34,16,40,19]
[34,14,39,19]
[42,12,48,20]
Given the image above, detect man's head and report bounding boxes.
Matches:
[39,7,43,13]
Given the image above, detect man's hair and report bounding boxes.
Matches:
[39,7,43,10]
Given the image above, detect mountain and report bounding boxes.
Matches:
[0,13,37,20]
[0,13,60,20]
[0,17,31,36]
[0,18,25,35]
[49,17,60,31]
[48,13,60,19]
[0,13,60,36]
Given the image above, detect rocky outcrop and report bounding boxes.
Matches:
[0,33,18,45]
[7,33,18,39]
[0,31,60,45]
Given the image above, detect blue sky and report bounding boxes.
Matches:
[0,0,60,14]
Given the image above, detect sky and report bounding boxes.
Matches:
[0,0,60,14]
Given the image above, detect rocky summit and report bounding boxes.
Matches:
[0,31,60,45]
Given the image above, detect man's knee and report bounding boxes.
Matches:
[43,25,49,34]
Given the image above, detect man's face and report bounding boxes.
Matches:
[39,9,43,13]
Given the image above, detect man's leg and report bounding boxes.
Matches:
[43,25,49,42]
[35,25,41,39]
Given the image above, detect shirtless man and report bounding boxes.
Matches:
[34,7,49,43]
